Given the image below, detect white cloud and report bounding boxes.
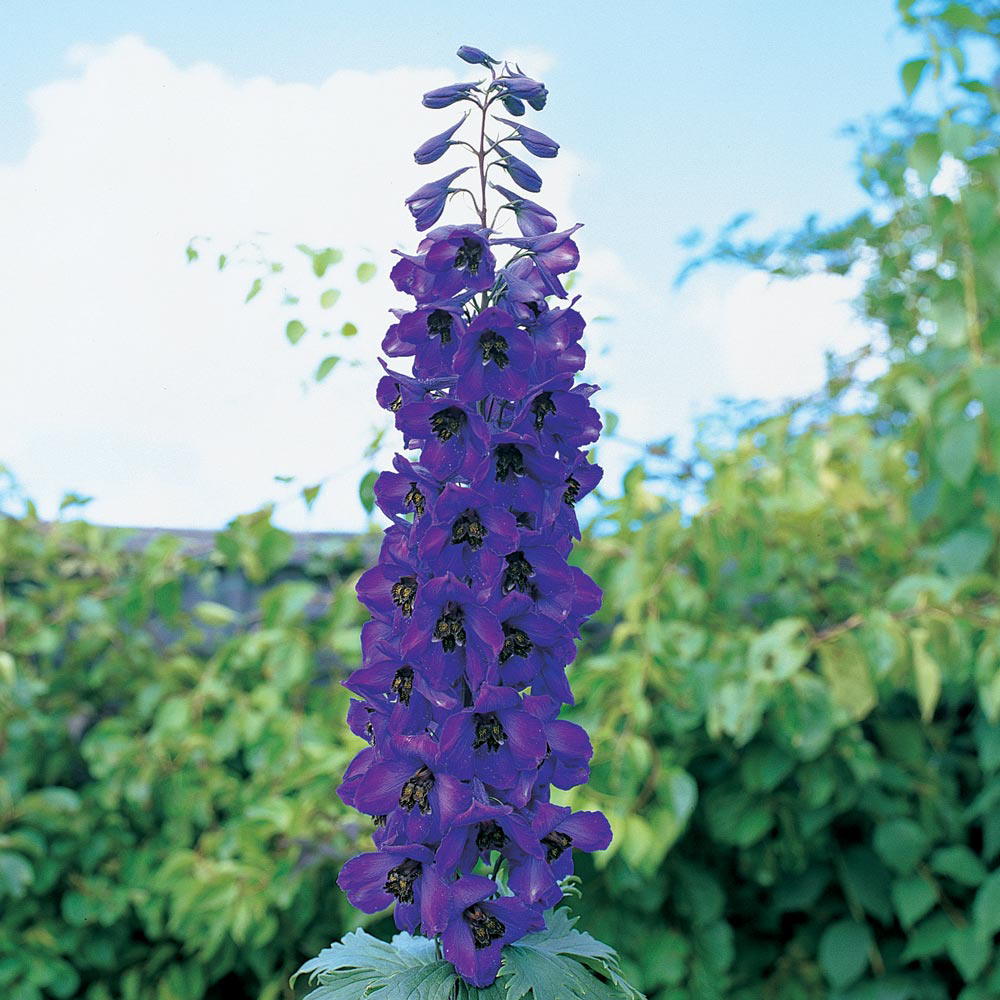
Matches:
[0,35,876,532]
[0,36,581,531]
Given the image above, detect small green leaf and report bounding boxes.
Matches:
[912,628,942,722]
[315,356,341,382]
[217,253,227,270]
[817,920,871,990]
[973,869,1000,937]
[901,58,929,97]
[357,262,377,283]
[0,853,34,899]
[320,288,341,309]
[604,411,620,436]
[185,243,199,262]
[901,912,954,961]
[340,322,359,338]
[874,818,929,873]
[301,485,321,510]
[193,601,238,626]
[932,846,988,887]
[891,873,937,928]
[59,492,94,512]
[359,470,378,515]
[937,421,978,488]
[947,924,991,982]
[245,277,263,303]
[285,320,307,345]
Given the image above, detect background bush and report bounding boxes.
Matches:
[2,2,999,998]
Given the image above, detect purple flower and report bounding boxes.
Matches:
[491,183,558,237]
[337,53,611,988]
[414,115,467,165]
[405,168,471,231]
[424,225,496,296]
[349,734,472,843]
[421,871,544,987]
[452,307,535,402]
[337,843,436,932]
[511,376,602,453]
[457,46,498,67]
[507,803,612,907]
[401,573,504,690]
[383,299,468,378]
[497,224,582,281]
[394,396,491,481]
[416,483,519,583]
[499,74,548,111]
[423,81,481,109]
[495,148,543,193]
[494,117,559,158]
[437,685,548,788]
[501,94,526,116]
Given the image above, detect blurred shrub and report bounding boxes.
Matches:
[0,503,373,1000]
[562,2,1000,997]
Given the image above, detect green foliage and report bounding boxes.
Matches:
[561,3,1000,997]
[0,501,374,1000]
[292,910,641,1000]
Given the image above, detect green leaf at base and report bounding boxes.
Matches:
[292,909,645,1000]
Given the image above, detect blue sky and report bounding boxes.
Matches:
[1,2,920,530]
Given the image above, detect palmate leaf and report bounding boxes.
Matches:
[292,910,644,1000]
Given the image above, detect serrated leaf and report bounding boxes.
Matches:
[357,262,377,283]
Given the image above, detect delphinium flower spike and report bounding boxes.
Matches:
[336,44,610,989]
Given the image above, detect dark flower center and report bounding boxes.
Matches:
[433,603,466,653]
[464,904,506,950]
[391,576,418,617]
[531,391,557,430]
[389,386,403,412]
[495,444,525,482]
[427,309,453,345]
[404,482,426,518]
[513,510,535,529]
[399,765,435,814]
[430,407,464,442]
[472,713,508,752]
[479,331,509,368]
[452,509,488,550]
[502,551,534,595]
[476,821,509,853]
[563,475,581,506]
[391,666,414,705]
[541,830,573,862]
[454,237,483,275]
[500,623,533,664]
[373,814,387,827]
[384,859,423,903]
